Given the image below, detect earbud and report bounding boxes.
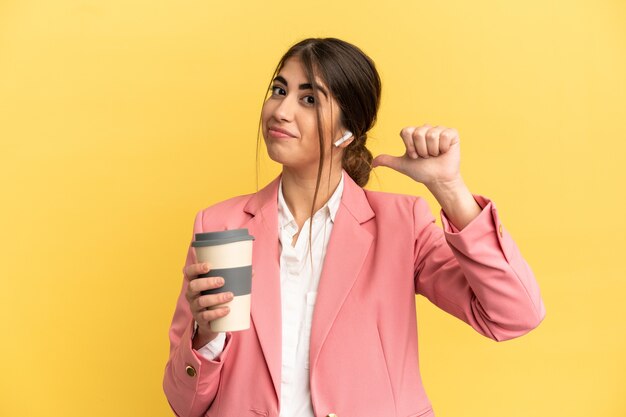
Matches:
[333,131,353,147]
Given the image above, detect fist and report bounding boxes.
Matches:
[372,124,461,187]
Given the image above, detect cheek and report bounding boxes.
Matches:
[305,122,323,150]
[307,119,319,137]
[261,102,271,125]
[320,108,341,143]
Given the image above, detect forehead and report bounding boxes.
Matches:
[277,57,329,91]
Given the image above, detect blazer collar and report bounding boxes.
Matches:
[243,169,375,224]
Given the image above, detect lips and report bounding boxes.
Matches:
[268,125,296,138]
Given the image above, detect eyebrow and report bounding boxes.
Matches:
[273,75,328,98]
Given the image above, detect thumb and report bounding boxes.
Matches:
[372,154,408,172]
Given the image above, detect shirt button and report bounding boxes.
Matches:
[326,414,338,417]
[185,365,197,377]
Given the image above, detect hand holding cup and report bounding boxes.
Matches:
[184,262,233,348]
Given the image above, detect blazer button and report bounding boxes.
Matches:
[326,414,338,417]
[498,223,503,238]
[185,365,197,377]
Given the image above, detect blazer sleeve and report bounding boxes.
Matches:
[413,195,546,341]
[163,210,234,417]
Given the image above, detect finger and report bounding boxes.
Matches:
[439,128,457,153]
[199,306,231,323]
[372,154,409,173]
[413,125,431,158]
[399,127,418,159]
[183,262,211,281]
[188,276,225,295]
[195,291,234,310]
[425,126,445,156]
[186,276,224,304]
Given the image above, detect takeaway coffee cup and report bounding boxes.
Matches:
[192,229,255,332]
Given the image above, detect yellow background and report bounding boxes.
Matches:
[1,0,624,416]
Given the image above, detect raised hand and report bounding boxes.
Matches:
[373,124,482,229]
[372,124,461,188]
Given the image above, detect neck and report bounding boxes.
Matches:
[280,163,343,224]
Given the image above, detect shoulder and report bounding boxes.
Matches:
[359,188,437,233]
[363,188,433,217]
[195,192,256,231]
[201,193,254,215]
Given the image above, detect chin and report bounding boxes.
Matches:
[265,150,310,170]
[263,145,288,165]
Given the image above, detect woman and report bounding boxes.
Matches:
[163,37,545,417]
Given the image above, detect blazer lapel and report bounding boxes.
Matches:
[243,176,282,402]
[241,171,376,397]
[309,172,375,371]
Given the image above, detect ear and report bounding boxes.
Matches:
[337,137,354,148]
[333,130,354,148]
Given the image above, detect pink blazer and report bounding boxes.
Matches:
[163,171,545,417]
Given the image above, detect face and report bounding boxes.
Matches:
[261,57,348,173]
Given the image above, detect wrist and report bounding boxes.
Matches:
[425,176,467,201]
[192,325,219,350]
[426,177,481,230]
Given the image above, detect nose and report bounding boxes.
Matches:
[272,93,297,122]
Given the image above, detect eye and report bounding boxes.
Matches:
[303,95,315,105]
[270,86,285,96]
